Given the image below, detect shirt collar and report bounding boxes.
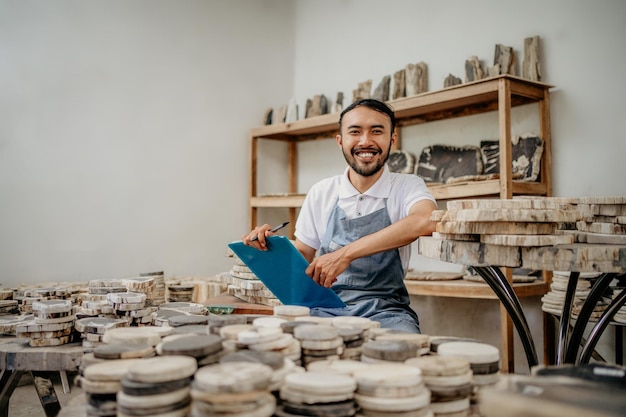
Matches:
[339,165,391,199]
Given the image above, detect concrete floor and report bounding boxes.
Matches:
[7,372,84,417]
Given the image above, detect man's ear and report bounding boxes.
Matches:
[390,131,398,147]
[336,134,342,148]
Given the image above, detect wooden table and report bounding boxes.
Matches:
[0,338,84,417]
[418,237,626,370]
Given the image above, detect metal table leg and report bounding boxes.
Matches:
[563,273,615,364]
[0,370,24,417]
[473,266,539,369]
[556,271,579,364]
[578,286,626,365]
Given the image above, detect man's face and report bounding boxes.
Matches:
[337,106,395,177]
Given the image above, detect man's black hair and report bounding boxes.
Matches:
[338,98,396,133]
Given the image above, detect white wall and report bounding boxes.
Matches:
[0,0,295,287]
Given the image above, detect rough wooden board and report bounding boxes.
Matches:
[465,56,484,82]
[433,231,478,241]
[584,232,626,245]
[436,221,557,235]
[372,75,391,102]
[392,69,405,100]
[522,244,626,273]
[0,339,84,371]
[578,196,626,205]
[577,221,626,235]
[494,44,515,75]
[404,271,464,281]
[418,236,522,267]
[405,62,427,96]
[523,36,541,81]
[447,198,576,211]
[443,74,462,88]
[481,234,574,247]
[433,209,579,223]
[581,215,626,224]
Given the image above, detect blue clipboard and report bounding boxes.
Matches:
[227,236,346,309]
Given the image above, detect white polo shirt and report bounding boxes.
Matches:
[295,165,435,270]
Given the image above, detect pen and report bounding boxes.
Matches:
[250,221,290,242]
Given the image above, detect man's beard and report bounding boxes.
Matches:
[342,143,392,177]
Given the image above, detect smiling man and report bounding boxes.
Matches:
[245,98,437,332]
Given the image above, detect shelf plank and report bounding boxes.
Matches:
[405,279,549,299]
[251,75,552,141]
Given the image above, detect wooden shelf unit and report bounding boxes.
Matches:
[249,74,554,372]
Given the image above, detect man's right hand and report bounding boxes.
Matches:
[241,224,274,250]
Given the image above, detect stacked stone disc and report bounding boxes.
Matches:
[375,332,431,357]
[139,271,167,306]
[331,316,375,361]
[361,339,419,364]
[219,349,301,395]
[306,357,370,377]
[16,299,77,347]
[80,280,128,318]
[541,271,599,317]
[406,355,473,417]
[152,301,208,326]
[207,313,248,336]
[0,313,33,336]
[74,316,129,349]
[274,305,310,321]
[235,324,298,363]
[191,362,276,417]
[118,355,196,417]
[353,363,430,417]
[167,283,195,302]
[122,276,156,308]
[80,358,144,417]
[277,371,357,417]
[20,287,70,313]
[294,324,344,368]
[437,341,501,412]
[219,323,256,352]
[106,291,155,326]
[159,333,224,366]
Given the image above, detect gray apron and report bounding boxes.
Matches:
[310,199,421,333]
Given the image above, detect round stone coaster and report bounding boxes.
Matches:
[283,371,356,396]
[280,321,318,334]
[353,363,422,388]
[428,397,470,414]
[193,362,273,393]
[355,389,430,412]
[362,340,417,362]
[219,324,255,340]
[171,324,209,335]
[274,305,310,318]
[84,359,145,382]
[405,356,470,377]
[75,317,128,334]
[93,343,155,360]
[126,355,197,384]
[294,324,339,341]
[253,316,288,328]
[116,387,190,409]
[248,333,294,351]
[331,316,374,331]
[279,384,354,405]
[437,341,500,364]
[160,334,222,357]
[307,359,370,375]
[168,314,209,327]
[238,327,283,344]
[102,327,163,346]
[80,377,122,395]
[32,299,72,314]
[280,399,357,417]
[107,292,146,305]
[159,302,207,315]
[428,336,480,353]
[121,375,192,396]
[192,391,275,415]
[219,350,285,370]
